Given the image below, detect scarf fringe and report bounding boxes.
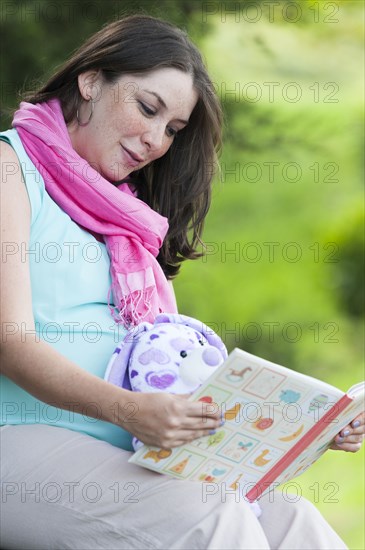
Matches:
[108,275,156,329]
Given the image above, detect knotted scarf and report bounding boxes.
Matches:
[13,98,177,327]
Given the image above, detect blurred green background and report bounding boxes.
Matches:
[1,0,364,547]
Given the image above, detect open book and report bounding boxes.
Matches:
[129,348,364,502]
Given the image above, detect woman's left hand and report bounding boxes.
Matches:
[330,412,365,452]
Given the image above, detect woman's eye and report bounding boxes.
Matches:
[139,101,156,116]
[166,126,177,138]
[139,101,178,138]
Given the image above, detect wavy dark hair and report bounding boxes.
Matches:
[24,14,223,279]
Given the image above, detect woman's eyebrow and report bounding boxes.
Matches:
[143,89,189,124]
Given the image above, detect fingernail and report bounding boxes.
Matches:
[342,429,350,437]
[219,420,225,427]
[209,429,216,435]
[337,436,344,443]
[352,420,360,428]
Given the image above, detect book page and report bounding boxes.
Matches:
[274,385,364,485]
[129,348,360,499]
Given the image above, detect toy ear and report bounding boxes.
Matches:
[104,322,152,390]
[154,313,228,360]
[155,313,189,325]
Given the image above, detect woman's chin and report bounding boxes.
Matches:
[101,164,132,183]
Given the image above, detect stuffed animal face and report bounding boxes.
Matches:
[128,322,224,393]
[104,313,228,395]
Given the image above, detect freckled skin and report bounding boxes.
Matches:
[68,68,198,182]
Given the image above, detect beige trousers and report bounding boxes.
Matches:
[0,424,347,550]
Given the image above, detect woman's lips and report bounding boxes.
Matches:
[121,145,144,167]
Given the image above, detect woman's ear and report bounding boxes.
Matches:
[77,70,102,101]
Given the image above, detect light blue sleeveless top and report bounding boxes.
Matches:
[0,128,133,451]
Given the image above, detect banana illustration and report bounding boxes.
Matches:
[254,449,271,466]
[224,403,241,421]
[279,424,304,442]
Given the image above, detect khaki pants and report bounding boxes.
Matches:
[0,424,347,550]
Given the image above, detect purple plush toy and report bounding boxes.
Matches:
[104,313,262,518]
[104,313,228,448]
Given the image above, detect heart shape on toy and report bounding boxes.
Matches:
[138,348,170,365]
[145,370,177,389]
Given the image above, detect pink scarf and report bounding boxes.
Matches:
[13,99,177,327]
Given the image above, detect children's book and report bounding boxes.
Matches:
[128,348,364,502]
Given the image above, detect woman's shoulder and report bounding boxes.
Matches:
[0,135,32,238]
[0,132,20,165]
[1,128,44,185]
[0,133,26,191]
[0,128,44,225]
[1,128,25,159]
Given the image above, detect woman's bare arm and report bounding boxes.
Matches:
[0,141,222,447]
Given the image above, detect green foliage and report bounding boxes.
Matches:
[0,0,211,126]
[176,6,364,548]
[327,208,365,319]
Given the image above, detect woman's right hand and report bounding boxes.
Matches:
[113,391,223,449]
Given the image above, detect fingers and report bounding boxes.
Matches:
[137,429,221,449]
[331,415,365,452]
[351,411,365,424]
[330,441,363,453]
[183,399,222,420]
[349,413,365,431]
[179,417,221,432]
[130,392,226,449]
[339,417,365,438]
[159,426,226,449]
[169,407,224,432]
[177,393,194,400]
[162,407,225,447]
[164,395,222,427]
[335,413,365,440]
[334,433,364,445]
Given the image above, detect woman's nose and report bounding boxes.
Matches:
[142,123,166,152]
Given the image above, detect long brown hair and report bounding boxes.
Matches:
[24,14,223,278]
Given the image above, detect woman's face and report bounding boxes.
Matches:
[69,68,199,182]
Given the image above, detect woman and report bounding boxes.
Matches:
[1,14,363,549]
